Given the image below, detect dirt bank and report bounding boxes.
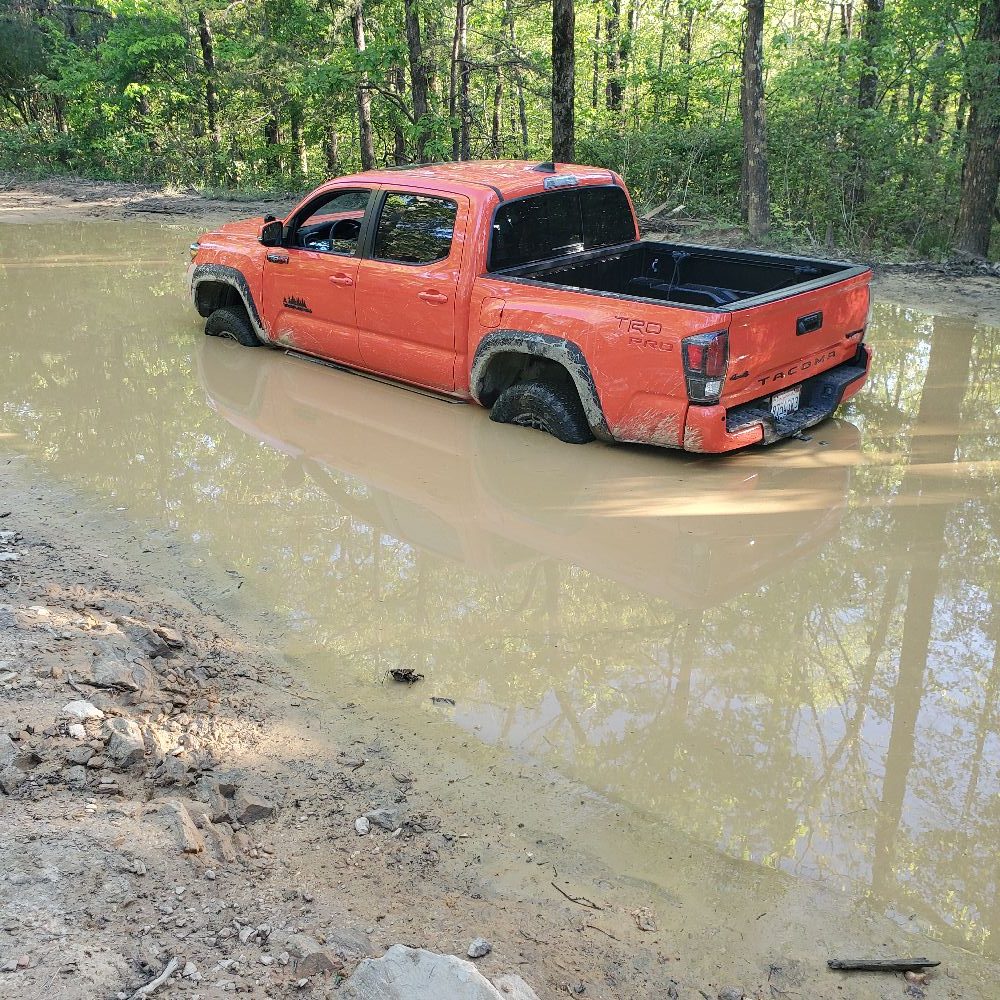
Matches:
[0,174,295,227]
[3,175,999,326]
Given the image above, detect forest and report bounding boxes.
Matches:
[0,0,998,258]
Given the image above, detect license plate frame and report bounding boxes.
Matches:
[770,386,801,419]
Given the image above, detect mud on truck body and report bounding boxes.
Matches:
[188,160,872,453]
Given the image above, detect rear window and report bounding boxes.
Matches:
[489,185,636,271]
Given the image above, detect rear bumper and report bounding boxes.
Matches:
[682,345,871,453]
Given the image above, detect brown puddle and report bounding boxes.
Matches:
[3,222,1000,958]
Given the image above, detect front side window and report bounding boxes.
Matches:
[489,185,636,271]
[373,193,457,265]
[294,189,371,255]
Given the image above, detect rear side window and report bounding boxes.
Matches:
[489,185,635,271]
[373,193,457,265]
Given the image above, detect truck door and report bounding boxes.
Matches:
[261,187,375,366]
[356,191,467,392]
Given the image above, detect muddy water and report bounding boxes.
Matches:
[3,223,1000,958]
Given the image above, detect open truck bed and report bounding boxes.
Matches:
[495,240,868,312]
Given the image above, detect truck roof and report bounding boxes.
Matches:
[336,159,621,203]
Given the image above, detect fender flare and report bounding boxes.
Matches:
[190,263,268,344]
[470,330,611,441]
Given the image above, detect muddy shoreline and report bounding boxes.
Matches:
[3,173,999,326]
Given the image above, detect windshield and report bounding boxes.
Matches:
[488,185,636,272]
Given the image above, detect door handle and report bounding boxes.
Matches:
[329,273,354,287]
[266,251,289,264]
[418,289,448,304]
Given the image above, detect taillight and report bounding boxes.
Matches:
[682,330,729,403]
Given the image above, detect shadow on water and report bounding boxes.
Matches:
[2,222,1000,956]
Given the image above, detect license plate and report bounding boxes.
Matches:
[770,386,801,419]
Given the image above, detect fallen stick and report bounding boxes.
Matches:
[129,956,179,998]
[551,881,604,911]
[827,958,940,972]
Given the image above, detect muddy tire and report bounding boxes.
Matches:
[205,307,260,347]
[490,380,594,444]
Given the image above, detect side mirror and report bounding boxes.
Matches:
[259,219,283,247]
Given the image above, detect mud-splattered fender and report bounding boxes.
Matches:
[469,330,612,441]
[190,263,268,344]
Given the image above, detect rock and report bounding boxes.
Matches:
[159,800,205,854]
[65,765,88,789]
[283,933,342,977]
[718,990,745,1000]
[324,927,372,959]
[0,734,39,794]
[105,717,145,770]
[67,746,95,766]
[238,926,257,945]
[467,939,492,959]
[62,700,105,722]
[354,817,371,836]
[365,806,402,831]
[233,788,275,824]
[492,975,541,1000]
[152,755,191,787]
[67,723,87,740]
[154,625,185,649]
[183,961,198,978]
[343,946,535,1000]
[72,647,156,693]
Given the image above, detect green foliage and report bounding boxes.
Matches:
[0,0,994,256]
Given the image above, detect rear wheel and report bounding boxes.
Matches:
[205,307,260,347]
[490,380,594,445]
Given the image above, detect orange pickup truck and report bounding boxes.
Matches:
[188,159,872,453]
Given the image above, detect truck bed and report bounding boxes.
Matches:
[495,240,867,311]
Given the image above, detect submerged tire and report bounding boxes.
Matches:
[490,380,594,445]
[205,307,260,347]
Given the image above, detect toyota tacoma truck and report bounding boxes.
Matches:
[188,159,872,453]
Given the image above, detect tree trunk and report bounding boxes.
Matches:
[289,102,308,178]
[592,4,601,109]
[552,0,576,161]
[197,10,220,152]
[492,73,504,155]
[740,0,770,240]
[391,65,408,164]
[923,42,948,148]
[450,0,469,159]
[955,0,1000,257]
[857,0,885,111]
[404,0,431,160]
[678,2,694,118]
[351,1,375,170]
[459,0,472,160]
[504,0,529,155]
[324,127,340,174]
[605,0,622,111]
[653,0,670,117]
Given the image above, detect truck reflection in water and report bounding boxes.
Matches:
[196,336,859,608]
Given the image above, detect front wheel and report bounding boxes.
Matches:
[205,307,260,347]
[490,381,594,445]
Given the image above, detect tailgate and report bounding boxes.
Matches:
[723,271,870,408]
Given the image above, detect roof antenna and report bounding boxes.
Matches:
[533,161,557,173]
